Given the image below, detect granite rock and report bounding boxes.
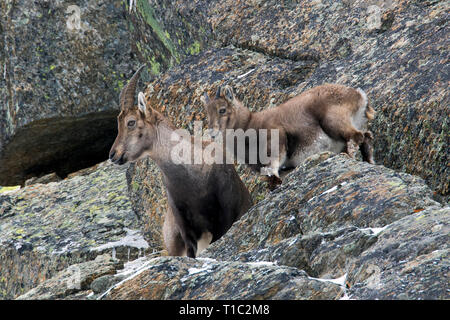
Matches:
[0,161,150,299]
[0,0,140,185]
[104,256,345,300]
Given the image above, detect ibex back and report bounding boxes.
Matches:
[110,66,252,258]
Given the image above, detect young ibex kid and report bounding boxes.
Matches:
[110,66,252,258]
[202,84,375,184]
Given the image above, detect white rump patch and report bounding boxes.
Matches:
[287,130,345,167]
[356,88,368,109]
[352,88,369,130]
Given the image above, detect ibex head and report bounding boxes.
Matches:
[201,85,241,138]
[109,65,162,165]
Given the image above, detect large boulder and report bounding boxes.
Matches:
[126,0,214,75]
[16,254,123,300]
[0,0,140,186]
[200,153,446,287]
[347,206,449,299]
[104,256,345,300]
[0,161,151,299]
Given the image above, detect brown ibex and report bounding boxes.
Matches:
[109,66,252,258]
[202,84,375,185]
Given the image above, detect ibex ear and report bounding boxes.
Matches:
[138,92,151,117]
[222,85,234,104]
[200,92,211,106]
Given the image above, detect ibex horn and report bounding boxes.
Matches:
[215,86,222,99]
[119,65,146,110]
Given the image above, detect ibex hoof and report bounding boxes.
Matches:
[364,131,374,140]
[267,175,282,191]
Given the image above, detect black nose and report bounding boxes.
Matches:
[117,153,126,165]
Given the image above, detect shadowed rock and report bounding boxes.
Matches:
[0,0,140,185]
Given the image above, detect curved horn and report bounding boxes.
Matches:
[215,86,222,99]
[119,65,146,110]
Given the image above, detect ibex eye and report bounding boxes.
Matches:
[219,108,226,114]
[127,120,136,127]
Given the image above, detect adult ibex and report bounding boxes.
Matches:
[202,84,375,186]
[109,66,252,258]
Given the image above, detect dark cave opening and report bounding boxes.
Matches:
[0,110,119,186]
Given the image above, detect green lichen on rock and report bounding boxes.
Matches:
[0,161,150,299]
[0,0,139,186]
[187,41,201,55]
[126,0,214,77]
[136,0,180,65]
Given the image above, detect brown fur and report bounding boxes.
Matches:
[202,83,375,183]
[110,68,252,258]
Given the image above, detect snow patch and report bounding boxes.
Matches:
[237,68,255,79]
[97,256,157,300]
[309,274,347,287]
[196,257,217,264]
[115,256,153,278]
[308,182,348,202]
[309,273,351,299]
[359,225,388,236]
[288,237,298,247]
[247,261,276,267]
[91,228,149,253]
[181,267,211,282]
[187,266,211,275]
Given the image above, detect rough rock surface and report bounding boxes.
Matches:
[104,256,344,300]
[199,153,447,291]
[0,161,151,299]
[347,206,449,299]
[126,0,214,75]
[24,172,62,187]
[16,254,123,300]
[0,0,138,185]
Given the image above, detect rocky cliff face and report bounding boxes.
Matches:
[0,0,141,185]
[0,0,448,300]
